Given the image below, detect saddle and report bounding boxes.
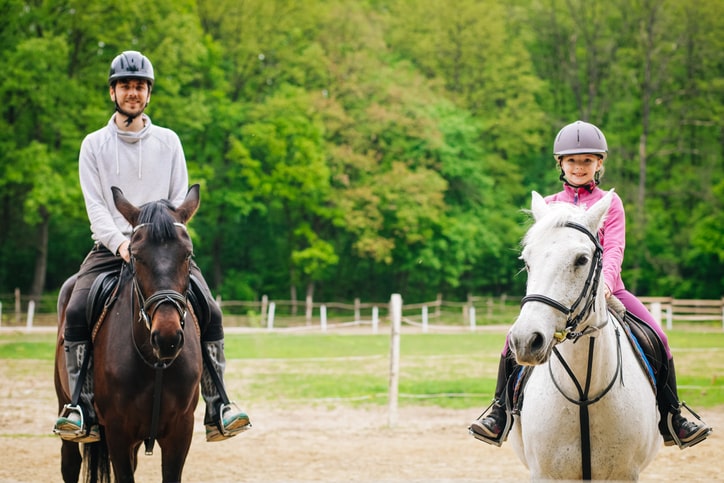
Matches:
[85,270,209,329]
[614,309,668,394]
[86,270,121,327]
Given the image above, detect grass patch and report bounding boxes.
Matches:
[1,329,721,410]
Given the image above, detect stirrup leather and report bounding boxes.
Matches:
[468,400,513,447]
[666,402,712,449]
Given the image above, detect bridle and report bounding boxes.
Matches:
[518,221,622,481]
[129,222,190,332]
[520,221,604,343]
[127,220,192,455]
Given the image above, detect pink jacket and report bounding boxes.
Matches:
[544,184,626,293]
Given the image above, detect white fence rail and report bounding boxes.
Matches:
[1,289,723,332]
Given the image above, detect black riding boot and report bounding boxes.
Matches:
[201,340,252,442]
[469,353,516,446]
[53,340,100,443]
[657,358,711,448]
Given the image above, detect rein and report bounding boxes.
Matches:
[520,221,604,343]
[549,317,624,480]
[521,221,614,480]
[128,221,191,455]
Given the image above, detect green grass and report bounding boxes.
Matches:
[1,329,722,410]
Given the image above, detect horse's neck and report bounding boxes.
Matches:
[553,311,619,393]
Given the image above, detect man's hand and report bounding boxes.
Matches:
[118,240,130,263]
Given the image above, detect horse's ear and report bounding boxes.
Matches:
[176,184,200,224]
[530,191,549,221]
[112,186,140,226]
[584,189,614,232]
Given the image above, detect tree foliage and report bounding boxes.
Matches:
[1,0,722,302]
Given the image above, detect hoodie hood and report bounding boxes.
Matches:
[109,114,153,177]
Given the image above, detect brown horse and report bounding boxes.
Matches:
[54,185,204,483]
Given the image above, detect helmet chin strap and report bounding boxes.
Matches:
[559,170,599,191]
[115,102,146,127]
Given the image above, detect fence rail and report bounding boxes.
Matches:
[1,290,722,332]
[639,296,724,330]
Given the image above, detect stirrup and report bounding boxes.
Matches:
[206,402,251,442]
[665,402,713,449]
[468,400,512,447]
[53,404,85,438]
[54,404,99,443]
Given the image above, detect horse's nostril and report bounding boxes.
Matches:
[531,331,545,352]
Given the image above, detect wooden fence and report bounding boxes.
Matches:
[639,297,724,331]
[1,290,722,332]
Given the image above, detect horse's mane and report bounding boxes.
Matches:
[137,199,181,242]
[522,201,587,249]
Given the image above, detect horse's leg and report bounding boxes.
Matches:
[59,440,82,483]
[159,418,194,483]
[104,431,138,483]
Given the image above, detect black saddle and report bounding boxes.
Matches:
[86,270,121,327]
[616,309,669,394]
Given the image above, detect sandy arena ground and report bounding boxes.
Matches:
[0,400,722,482]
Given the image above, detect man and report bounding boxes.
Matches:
[53,50,251,443]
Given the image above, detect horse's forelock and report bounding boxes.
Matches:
[523,202,585,249]
[137,200,180,242]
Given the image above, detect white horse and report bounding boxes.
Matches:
[507,191,660,481]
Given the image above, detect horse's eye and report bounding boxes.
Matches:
[575,255,588,267]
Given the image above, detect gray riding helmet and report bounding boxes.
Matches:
[553,120,607,161]
[108,51,154,88]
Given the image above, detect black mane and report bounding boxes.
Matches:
[136,200,180,242]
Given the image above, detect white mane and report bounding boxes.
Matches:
[522,201,589,249]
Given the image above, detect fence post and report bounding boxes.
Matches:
[422,305,428,333]
[354,298,361,322]
[388,293,402,428]
[650,302,662,327]
[469,305,476,331]
[305,295,313,326]
[261,295,268,326]
[372,306,379,334]
[15,288,20,324]
[26,300,35,330]
[320,305,327,332]
[665,304,673,331]
[267,302,276,331]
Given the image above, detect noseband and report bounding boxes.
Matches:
[520,222,603,343]
[129,222,190,331]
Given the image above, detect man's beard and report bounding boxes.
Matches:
[115,102,146,126]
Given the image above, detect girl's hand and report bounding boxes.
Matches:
[604,284,612,299]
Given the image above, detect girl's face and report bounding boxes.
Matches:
[559,154,603,186]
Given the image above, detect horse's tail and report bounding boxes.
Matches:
[83,428,111,483]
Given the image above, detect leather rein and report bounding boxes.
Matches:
[128,221,191,456]
[519,221,623,480]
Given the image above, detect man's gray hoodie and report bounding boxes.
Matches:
[79,113,189,254]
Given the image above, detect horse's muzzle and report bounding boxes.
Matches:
[509,329,552,366]
[151,328,185,362]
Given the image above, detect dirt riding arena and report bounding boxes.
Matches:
[0,362,722,482]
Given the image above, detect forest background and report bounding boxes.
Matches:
[1,0,723,307]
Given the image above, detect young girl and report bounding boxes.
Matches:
[469,120,711,449]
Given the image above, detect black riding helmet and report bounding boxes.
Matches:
[108,51,154,88]
[108,51,154,126]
